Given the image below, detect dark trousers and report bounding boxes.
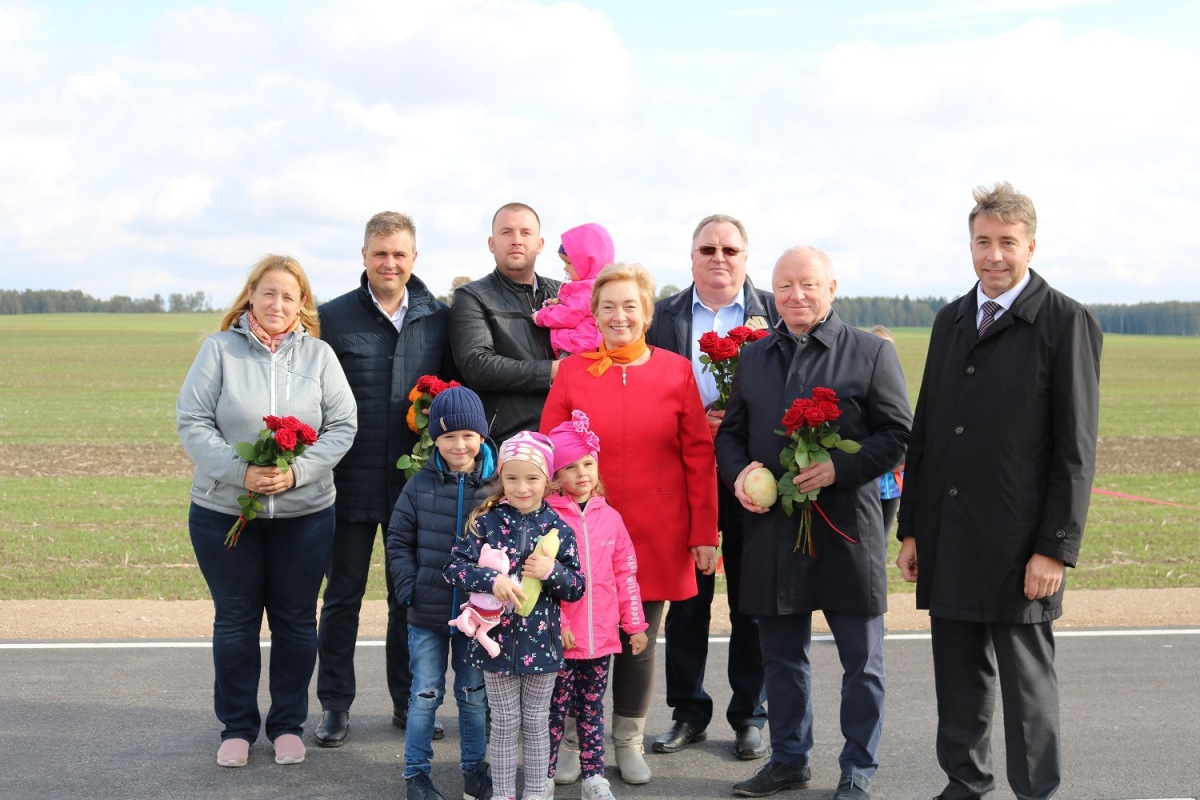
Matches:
[758,611,885,778]
[610,601,665,718]
[189,502,335,743]
[662,488,766,731]
[316,519,410,712]
[931,617,1060,800]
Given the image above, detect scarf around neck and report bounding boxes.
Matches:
[580,335,649,376]
[245,310,300,352]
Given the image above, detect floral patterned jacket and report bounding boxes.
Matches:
[445,500,585,674]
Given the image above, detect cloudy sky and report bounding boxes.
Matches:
[1,0,1197,307]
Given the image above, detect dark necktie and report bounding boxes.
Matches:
[978,300,1001,337]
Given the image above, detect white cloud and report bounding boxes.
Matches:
[0,1,1196,308]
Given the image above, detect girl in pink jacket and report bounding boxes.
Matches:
[533,223,614,356]
[544,411,647,800]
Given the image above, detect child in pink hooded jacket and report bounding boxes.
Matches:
[533,223,614,356]
[543,410,647,800]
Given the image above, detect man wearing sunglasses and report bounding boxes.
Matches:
[645,214,777,763]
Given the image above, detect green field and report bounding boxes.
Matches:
[1,314,1197,600]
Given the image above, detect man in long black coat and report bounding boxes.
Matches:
[896,182,1102,800]
[716,246,911,800]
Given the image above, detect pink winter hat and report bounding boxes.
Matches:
[498,430,556,479]
[546,410,601,474]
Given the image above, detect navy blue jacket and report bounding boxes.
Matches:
[385,442,499,628]
[318,272,454,522]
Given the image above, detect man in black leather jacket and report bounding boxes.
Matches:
[449,202,562,443]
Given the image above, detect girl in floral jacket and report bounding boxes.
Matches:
[445,431,585,800]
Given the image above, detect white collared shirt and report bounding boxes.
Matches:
[368,284,409,332]
[975,269,1031,328]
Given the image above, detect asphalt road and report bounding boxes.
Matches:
[1,629,1197,800]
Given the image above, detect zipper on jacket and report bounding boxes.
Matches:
[581,503,596,657]
[450,471,466,635]
[267,348,279,518]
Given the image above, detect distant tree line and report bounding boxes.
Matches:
[835,296,1200,336]
[0,289,211,314]
[2,288,1198,336]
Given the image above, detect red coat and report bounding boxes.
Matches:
[540,347,719,601]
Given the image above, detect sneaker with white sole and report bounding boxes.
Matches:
[581,775,616,800]
[272,733,306,765]
[216,738,249,767]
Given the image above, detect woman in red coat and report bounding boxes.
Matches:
[540,262,719,787]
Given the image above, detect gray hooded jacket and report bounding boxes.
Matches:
[177,316,358,518]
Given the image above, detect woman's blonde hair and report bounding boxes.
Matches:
[590,262,656,333]
[219,254,320,337]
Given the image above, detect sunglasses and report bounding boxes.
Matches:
[696,245,744,257]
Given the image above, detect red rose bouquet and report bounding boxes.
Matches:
[776,387,861,555]
[698,325,770,410]
[397,374,462,478]
[226,415,318,548]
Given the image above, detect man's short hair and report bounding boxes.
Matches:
[969,181,1037,239]
[692,213,749,248]
[491,202,541,231]
[364,211,417,248]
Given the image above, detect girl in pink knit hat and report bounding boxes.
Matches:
[544,411,648,800]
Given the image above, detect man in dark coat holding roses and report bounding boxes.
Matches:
[715,245,911,800]
[646,213,778,765]
[896,182,1102,800]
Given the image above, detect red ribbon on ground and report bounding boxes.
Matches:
[1091,488,1200,512]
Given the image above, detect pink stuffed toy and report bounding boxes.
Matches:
[449,543,511,658]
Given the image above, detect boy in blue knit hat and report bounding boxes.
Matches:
[386,386,498,800]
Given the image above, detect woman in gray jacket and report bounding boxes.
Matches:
[177,254,357,769]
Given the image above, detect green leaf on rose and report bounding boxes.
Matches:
[835,440,862,453]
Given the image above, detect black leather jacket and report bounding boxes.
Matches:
[449,268,561,442]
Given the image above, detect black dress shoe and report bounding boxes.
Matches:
[733,761,812,797]
[734,725,768,760]
[314,709,349,748]
[652,720,707,753]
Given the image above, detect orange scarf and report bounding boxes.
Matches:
[579,335,649,376]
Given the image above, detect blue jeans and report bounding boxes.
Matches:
[189,502,335,743]
[404,623,488,778]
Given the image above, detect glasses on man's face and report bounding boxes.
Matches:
[696,245,744,258]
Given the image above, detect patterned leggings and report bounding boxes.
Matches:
[483,671,557,800]
[547,656,611,780]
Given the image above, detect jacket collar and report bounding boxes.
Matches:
[357,271,437,322]
[953,269,1049,336]
[663,275,774,357]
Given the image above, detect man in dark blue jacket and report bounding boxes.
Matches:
[646,215,776,764]
[313,211,455,748]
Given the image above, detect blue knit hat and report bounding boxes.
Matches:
[428,386,489,439]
